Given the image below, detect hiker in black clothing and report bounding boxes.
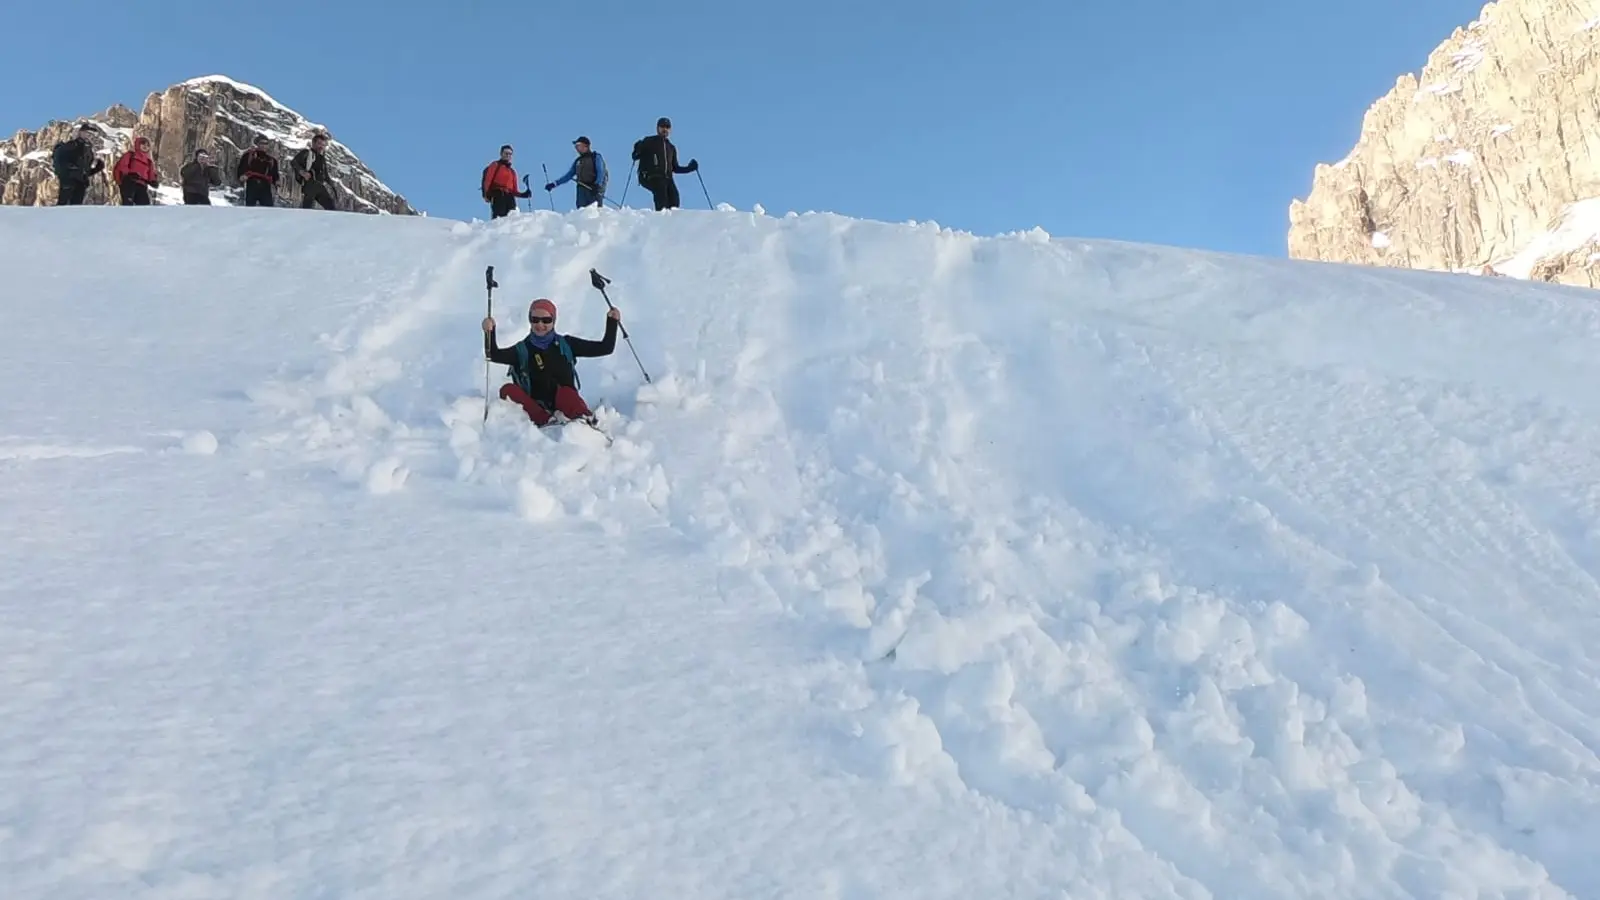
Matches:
[51,123,104,206]
[631,117,697,211]
[180,149,223,205]
[236,135,280,207]
[292,132,337,210]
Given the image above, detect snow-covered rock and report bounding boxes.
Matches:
[1288,0,1600,286]
[0,74,415,213]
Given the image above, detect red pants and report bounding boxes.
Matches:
[499,383,591,426]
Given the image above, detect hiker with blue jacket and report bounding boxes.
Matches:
[482,297,621,426]
[544,136,607,208]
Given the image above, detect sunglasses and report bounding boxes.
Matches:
[529,316,554,324]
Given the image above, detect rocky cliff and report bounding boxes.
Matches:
[1,75,415,214]
[1287,0,1600,286]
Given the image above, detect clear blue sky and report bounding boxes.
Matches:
[8,0,1483,257]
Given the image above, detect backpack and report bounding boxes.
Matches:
[509,335,579,398]
[632,139,652,187]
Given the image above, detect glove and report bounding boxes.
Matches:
[686,158,698,172]
[543,182,554,191]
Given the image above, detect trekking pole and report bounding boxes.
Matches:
[540,164,557,210]
[588,267,651,384]
[483,265,498,422]
[619,161,635,207]
[695,168,713,209]
[520,175,531,213]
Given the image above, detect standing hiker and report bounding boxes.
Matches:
[180,149,223,205]
[236,135,280,207]
[481,144,531,219]
[292,132,338,210]
[545,136,607,209]
[50,123,104,206]
[630,117,696,211]
[111,136,158,206]
[481,298,621,426]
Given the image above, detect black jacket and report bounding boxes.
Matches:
[181,161,222,196]
[485,320,618,404]
[51,138,103,183]
[631,134,694,181]
[291,148,330,185]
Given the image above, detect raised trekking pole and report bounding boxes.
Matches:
[520,175,532,213]
[483,265,498,422]
[588,267,651,384]
[695,168,713,209]
[540,163,557,210]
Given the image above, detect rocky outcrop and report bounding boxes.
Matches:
[1,75,415,214]
[0,105,138,207]
[1287,0,1600,287]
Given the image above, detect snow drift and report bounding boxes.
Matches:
[5,203,1600,899]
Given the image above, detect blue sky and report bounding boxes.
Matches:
[7,0,1483,257]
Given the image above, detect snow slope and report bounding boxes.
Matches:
[5,204,1600,899]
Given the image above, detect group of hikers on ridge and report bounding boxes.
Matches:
[50,114,701,217]
[481,117,700,218]
[51,122,339,209]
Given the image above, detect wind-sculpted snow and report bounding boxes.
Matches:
[4,204,1600,898]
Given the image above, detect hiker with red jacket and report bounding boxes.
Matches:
[236,134,280,207]
[112,136,158,206]
[481,144,531,219]
[481,297,620,426]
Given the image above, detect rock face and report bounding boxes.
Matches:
[1287,0,1600,287]
[1,75,416,214]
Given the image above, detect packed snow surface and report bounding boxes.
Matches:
[5,204,1600,898]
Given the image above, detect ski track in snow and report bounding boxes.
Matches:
[7,207,1600,897]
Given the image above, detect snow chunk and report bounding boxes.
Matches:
[516,475,562,520]
[1491,123,1514,137]
[181,431,218,455]
[364,456,409,494]
[1371,231,1391,249]
[1445,149,1475,166]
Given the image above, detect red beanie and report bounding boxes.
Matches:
[528,298,557,321]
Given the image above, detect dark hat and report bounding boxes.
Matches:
[573,136,590,145]
[657,117,671,128]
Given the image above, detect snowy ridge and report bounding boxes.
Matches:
[5,205,1600,898]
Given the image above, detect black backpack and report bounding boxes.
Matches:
[632,138,656,187]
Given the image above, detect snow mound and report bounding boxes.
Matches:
[5,205,1600,898]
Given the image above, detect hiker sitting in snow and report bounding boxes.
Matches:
[482,298,620,426]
